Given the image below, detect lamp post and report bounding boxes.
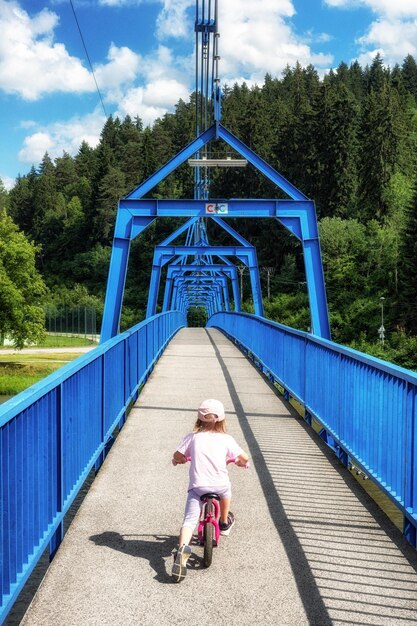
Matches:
[378,297,385,345]
[237,265,245,300]
[262,267,275,301]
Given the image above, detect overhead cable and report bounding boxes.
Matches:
[69,0,108,118]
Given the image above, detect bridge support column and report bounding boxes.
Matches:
[146,263,162,318]
[303,238,331,339]
[162,276,174,312]
[101,216,155,342]
[231,275,241,312]
[249,265,264,317]
[101,237,131,342]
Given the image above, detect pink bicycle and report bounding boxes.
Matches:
[190,457,250,567]
[197,491,221,567]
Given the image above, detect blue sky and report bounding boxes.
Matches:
[1,0,417,189]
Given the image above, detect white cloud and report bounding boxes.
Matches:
[156,0,194,39]
[316,32,334,43]
[95,42,192,125]
[18,110,106,164]
[94,44,141,89]
[324,0,417,66]
[156,0,334,87]
[1,174,15,191]
[20,120,38,130]
[218,0,333,83]
[18,132,54,163]
[98,0,151,5]
[9,0,342,178]
[357,18,417,65]
[0,1,143,101]
[325,0,417,18]
[0,0,93,100]
[115,78,190,125]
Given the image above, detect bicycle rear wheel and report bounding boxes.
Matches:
[203,500,215,567]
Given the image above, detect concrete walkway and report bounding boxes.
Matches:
[20,328,417,626]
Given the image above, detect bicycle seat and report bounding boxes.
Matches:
[200,492,221,501]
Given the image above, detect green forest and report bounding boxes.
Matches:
[2,54,417,368]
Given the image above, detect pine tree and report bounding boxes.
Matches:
[94,166,126,244]
[316,80,360,217]
[398,190,417,332]
[8,171,37,234]
[55,152,78,198]
[402,55,417,101]
[359,79,407,219]
[119,115,143,191]
[348,61,365,101]
[365,53,388,93]
[75,141,98,179]
[33,153,58,254]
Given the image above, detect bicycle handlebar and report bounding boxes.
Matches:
[183,455,250,469]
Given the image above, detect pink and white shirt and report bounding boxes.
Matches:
[177,431,243,490]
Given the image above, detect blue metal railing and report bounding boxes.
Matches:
[0,311,186,623]
[208,311,417,546]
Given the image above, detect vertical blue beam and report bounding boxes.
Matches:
[162,275,173,312]
[101,216,154,342]
[231,275,241,312]
[249,265,264,317]
[146,262,162,318]
[172,283,179,310]
[101,237,132,342]
[303,239,331,338]
[223,284,230,312]
[278,202,330,339]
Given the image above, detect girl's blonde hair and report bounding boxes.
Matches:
[193,415,227,433]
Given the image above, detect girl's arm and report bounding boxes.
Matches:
[172,450,187,466]
[235,451,249,467]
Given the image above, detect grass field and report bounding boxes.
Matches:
[30,335,97,348]
[0,352,85,395]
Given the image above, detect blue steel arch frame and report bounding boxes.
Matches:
[163,264,240,312]
[176,283,225,316]
[173,276,230,312]
[147,244,263,318]
[101,123,330,342]
[146,215,259,318]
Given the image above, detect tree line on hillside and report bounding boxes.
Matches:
[2,54,417,366]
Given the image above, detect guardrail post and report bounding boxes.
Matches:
[95,354,106,473]
[50,385,63,560]
[404,383,416,547]
[118,339,127,430]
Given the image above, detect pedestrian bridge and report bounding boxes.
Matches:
[2,318,417,625]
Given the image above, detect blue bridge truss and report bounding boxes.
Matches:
[1,2,417,622]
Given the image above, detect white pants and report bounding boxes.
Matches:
[181,485,231,529]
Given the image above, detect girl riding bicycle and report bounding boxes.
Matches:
[171,398,249,582]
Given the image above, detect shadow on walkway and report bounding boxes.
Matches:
[206,328,417,626]
[89,532,204,584]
